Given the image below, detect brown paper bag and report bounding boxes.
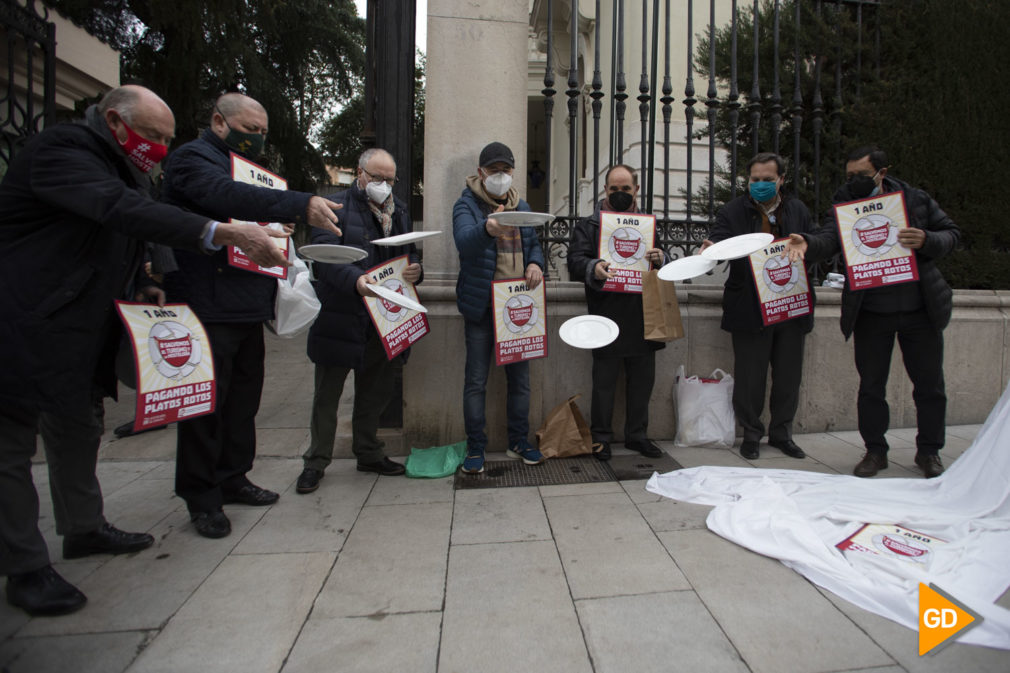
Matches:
[536,395,595,459]
[642,269,685,342]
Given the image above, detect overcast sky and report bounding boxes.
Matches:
[353,0,427,52]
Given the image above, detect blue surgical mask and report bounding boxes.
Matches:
[749,181,777,203]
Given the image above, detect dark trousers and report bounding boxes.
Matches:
[731,320,806,444]
[0,394,106,575]
[853,309,945,455]
[175,322,265,513]
[303,330,400,470]
[590,351,656,443]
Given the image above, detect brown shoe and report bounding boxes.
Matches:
[914,453,945,479]
[853,452,888,478]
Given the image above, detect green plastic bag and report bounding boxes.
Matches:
[405,440,467,478]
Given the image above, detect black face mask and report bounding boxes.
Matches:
[608,191,634,212]
[847,174,878,199]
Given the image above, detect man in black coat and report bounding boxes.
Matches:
[785,146,960,478]
[295,148,423,493]
[0,85,292,616]
[161,93,344,538]
[568,164,667,460]
[703,152,816,461]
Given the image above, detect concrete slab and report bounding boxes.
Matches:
[0,631,148,673]
[127,552,334,673]
[668,445,752,469]
[365,473,453,506]
[637,499,714,532]
[282,612,440,673]
[439,540,592,673]
[451,487,551,545]
[946,424,983,441]
[658,529,895,673]
[311,502,451,618]
[94,461,165,495]
[98,428,177,462]
[538,481,625,497]
[544,492,690,599]
[818,588,1010,673]
[250,428,311,459]
[576,592,749,673]
[233,467,374,555]
[18,508,266,636]
[98,478,184,536]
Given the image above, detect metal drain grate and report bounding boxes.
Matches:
[605,453,683,481]
[454,456,617,490]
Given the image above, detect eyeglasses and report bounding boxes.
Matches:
[362,168,398,186]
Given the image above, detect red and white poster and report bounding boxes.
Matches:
[597,211,656,294]
[748,237,812,326]
[837,523,948,568]
[227,153,290,279]
[362,255,429,360]
[492,278,547,366]
[834,192,919,291]
[115,301,216,432]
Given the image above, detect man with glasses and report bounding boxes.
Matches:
[295,148,423,493]
[785,146,960,478]
[453,141,545,474]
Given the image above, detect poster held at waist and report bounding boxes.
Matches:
[227,152,291,279]
[747,237,813,326]
[597,211,657,294]
[492,278,547,366]
[362,254,430,360]
[115,301,216,432]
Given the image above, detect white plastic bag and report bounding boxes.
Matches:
[673,365,736,447]
[267,254,320,338]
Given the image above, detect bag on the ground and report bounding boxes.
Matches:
[641,270,685,342]
[405,440,467,478]
[268,254,321,338]
[673,365,735,447]
[536,395,595,458]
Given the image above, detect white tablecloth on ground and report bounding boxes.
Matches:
[646,384,1010,650]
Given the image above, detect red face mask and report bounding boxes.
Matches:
[115,118,168,173]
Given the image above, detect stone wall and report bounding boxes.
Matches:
[402,282,1010,450]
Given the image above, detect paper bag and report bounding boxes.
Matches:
[536,395,594,459]
[642,270,684,342]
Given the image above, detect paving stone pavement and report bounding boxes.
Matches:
[2,336,1007,672]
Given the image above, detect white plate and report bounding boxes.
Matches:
[298,244,368,264]
[657,255,717,282]
[488,211,555,227]
[369,282,428,314]
[371,230,443,247]
[701,233,775,261]
[558,315,620,349]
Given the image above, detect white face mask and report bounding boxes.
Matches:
[482,171,513,197]
[365,180,392,204]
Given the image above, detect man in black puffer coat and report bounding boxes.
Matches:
[787,146,960,479]
[161,93,344,538]
[295,148,422,494]
[703,152,817,462]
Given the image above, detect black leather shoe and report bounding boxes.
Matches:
[625,439,664,458]
[915,453,945,479]
[593,441,611,461]
[769,439,806,459]
[740,440,760,460]
[296,468,324,494]
[854,452,888,478]
[357,457,406,476]
[63,523,155,559]
[191,510,231,539]
[223,483,279,506]
[6,565,86,616]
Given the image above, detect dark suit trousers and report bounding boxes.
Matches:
[1,394,106,575]
[853,309,945,455]
[731,319,806,443]
[175,322,265,513]
[591,351,656,443]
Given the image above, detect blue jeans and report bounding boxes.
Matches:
[463,310,530,451]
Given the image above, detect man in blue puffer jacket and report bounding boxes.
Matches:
[161,93,344,538]
[295,148,423,494]
[453,141,546,474]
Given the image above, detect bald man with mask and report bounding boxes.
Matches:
[161,92,345,539]
[0,85,298,616]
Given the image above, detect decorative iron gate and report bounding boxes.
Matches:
[1,0,56,174]
[535,0,881,280]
